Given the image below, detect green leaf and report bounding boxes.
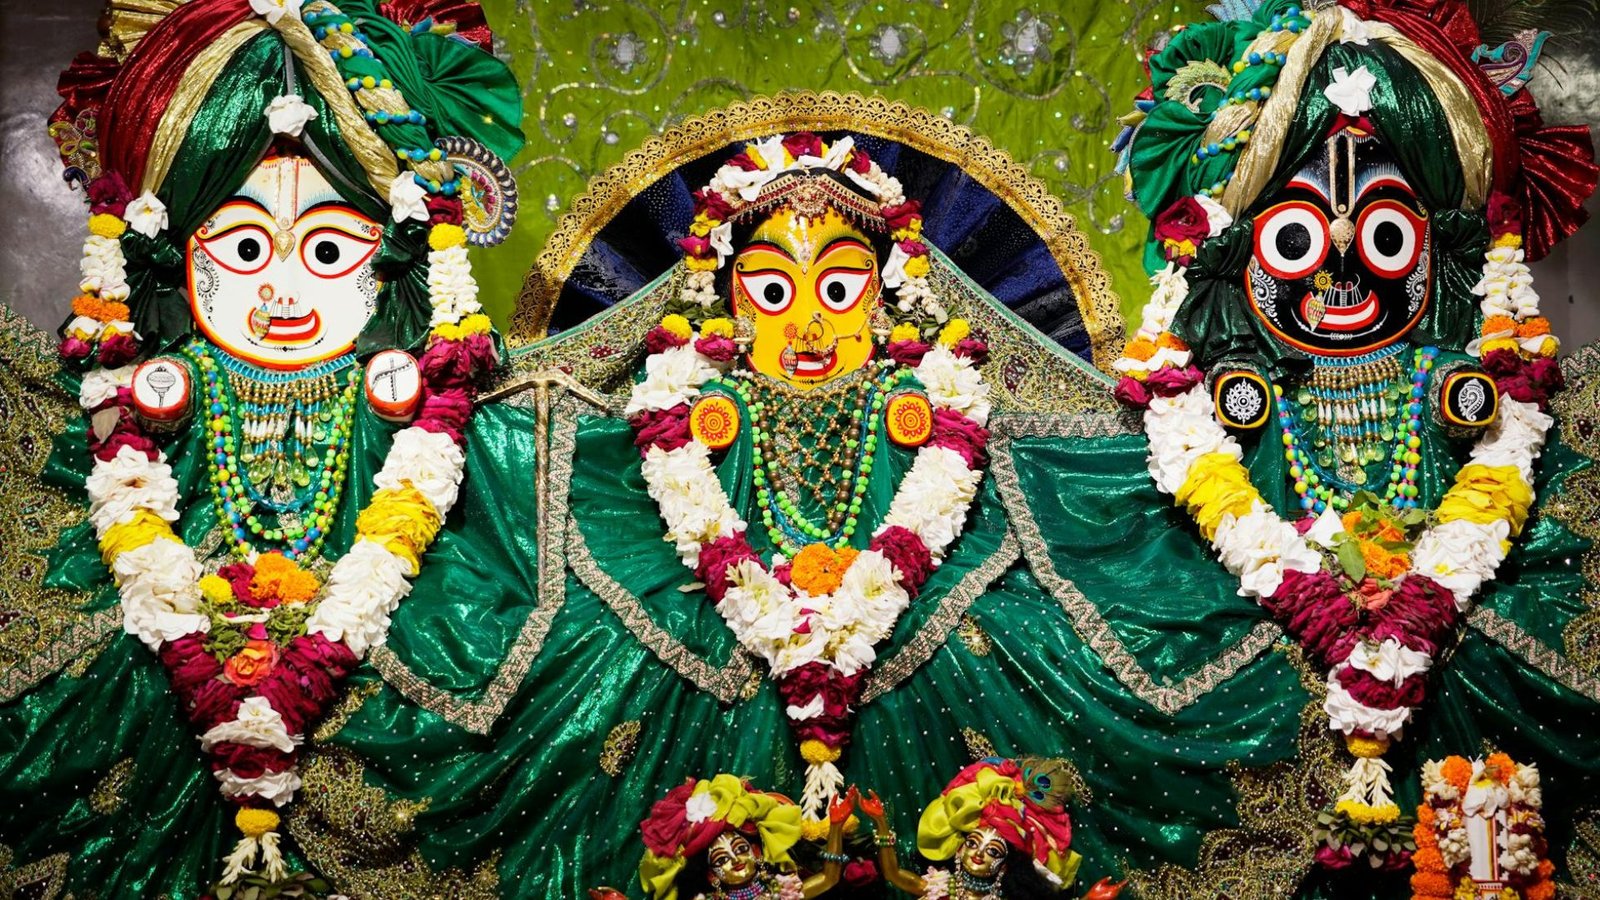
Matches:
[1338,540,1367,581]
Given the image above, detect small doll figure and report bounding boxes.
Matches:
[858,758,1124,900]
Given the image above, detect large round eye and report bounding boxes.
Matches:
[300,228,379,279]
[1253,201,1329,280]
[1356,200,1426,278]
[816,266,873,313]
[199,225,272,275]
[735,269,795,315]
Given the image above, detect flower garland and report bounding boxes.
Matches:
[630,133,990,828]
[629,323,989,825]
[65,1,501,882]
[1412,754,1551,900]
[1114,194,1557,867]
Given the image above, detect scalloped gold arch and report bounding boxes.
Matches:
[507,91,1127,373]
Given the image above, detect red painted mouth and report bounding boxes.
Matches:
[793,348,839,378]
[246,307,324,344]
[1300,288,1379,332]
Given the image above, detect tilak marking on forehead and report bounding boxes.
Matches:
[233,158,341,221]
[749,208,870,274]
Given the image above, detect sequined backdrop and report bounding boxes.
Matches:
[2,0,1597,345]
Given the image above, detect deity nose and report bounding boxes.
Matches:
[1330,216,1355,256]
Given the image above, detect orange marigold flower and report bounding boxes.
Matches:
[1124,338,1157,362]
[1361,541,1410,580]
[1481,315,1516,336]
[72,294,131,323]
[251,552,321,605]
[1516,317,1551,338]
[1524,881,1554,900]
[1155,332,1189,351]
[1441,756,1473,793]
[1410,871,1455,898]
[1415,805,1437,829]
[1485,752,1516,784]
[1375,520,1407,544]
[1411,845,1444,873]
[1342,510,1363,533]
[790,544,860,597]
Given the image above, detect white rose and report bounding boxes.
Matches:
[625,345,718,415]
[1345,637,1431,686]
[374,427,467,515]
[1468,398,1552,483]
[215,767,302,806]
[264,93,317,137]
[388,173,430,223]
[200,697,302,752]
[125,192,168,238]
[113,538,206,648]
[79,364,136,409]
[915,346,991,425]
[86,446,181,537]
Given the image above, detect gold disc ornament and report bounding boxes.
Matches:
[885,392,933,447]
[690,394,741,450]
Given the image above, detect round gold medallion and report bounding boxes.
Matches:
[690,394,741,450]
[885,392,933,448]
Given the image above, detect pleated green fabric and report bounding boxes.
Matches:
[1,329,1596,897]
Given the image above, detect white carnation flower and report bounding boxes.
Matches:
[374,427,466,515]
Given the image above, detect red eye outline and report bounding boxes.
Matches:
[1253,200,1330,280]
[1355,199,1427,278]
[735,268,795,315]
[198,223,273,275]
[815,265,874,313]
[299,226,380,280]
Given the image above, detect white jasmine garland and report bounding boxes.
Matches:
[81,234,129,298]
[426,244,481,326]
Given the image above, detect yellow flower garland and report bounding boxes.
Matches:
[353,483,442,574]
[1436,464,1534,536]
[1174,452,1262,541]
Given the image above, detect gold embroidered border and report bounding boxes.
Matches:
[367,397,578,735]
[1466,606,1600,702]
[565,514,756,705]
[506,91,1127,374]
[1553,344,1600,675]
[0,305,117,702]
[1561,808,1600,898]
[0,844,69,900]
[989,425,1282,715]
[859,531,1020,704]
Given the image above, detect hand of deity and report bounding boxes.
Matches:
[1081,877,1127,900]
[857,789,887,824]
[1211,370,1272,431]
[830,786,858,825]
[1439,368,1499,431]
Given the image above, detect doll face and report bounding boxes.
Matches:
[732,206,879,390]
[187,155,382,370]
[957,827,1009,879]
[1244,128,1431,357]
[707,832,759,888]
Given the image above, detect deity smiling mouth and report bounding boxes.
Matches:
[1299,277,1383,333]
[791,347,839,378]
[245,297,325,346]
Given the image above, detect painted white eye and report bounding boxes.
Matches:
[199,225,272,275]
[1253,201,1329,280]
[816,267,873,312]
[736,270,794,314]
[1357,200,1425,277]
[300,228,379,279]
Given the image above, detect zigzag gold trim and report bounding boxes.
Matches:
[989,416,1281,714]
[507,91,1127,374]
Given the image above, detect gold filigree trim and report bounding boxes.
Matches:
[313,679,381,743]
[368,397,578,735]
[1554,345,1600,675]
[508,91,1126,374]
[566,513,756,704]
[859,531,1020,704]
[962,727,998,762]
[287,747,496,899]
[1466,607,1600,701]
[0,843,69,900]
[990,426,1282,714]
[0,305,115,702]
[957,615,992,658]
[598,720,642,777]
[1561,808,1600,898]
[1125,653,1342,900]
[90,757,136,816]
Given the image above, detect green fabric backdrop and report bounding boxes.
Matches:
[471,0,1209,332]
